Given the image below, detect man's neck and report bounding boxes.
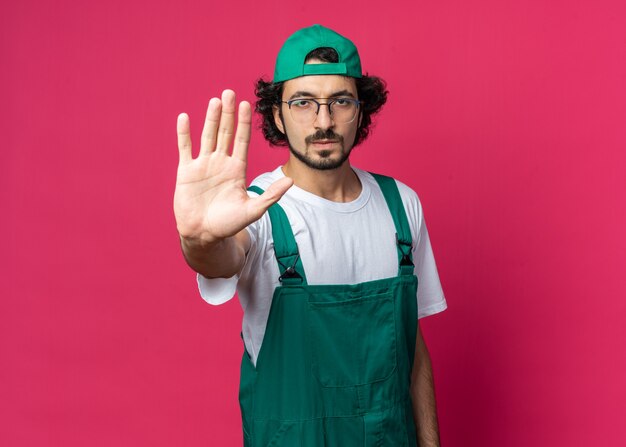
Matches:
[282,159,362,203]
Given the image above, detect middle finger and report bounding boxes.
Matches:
[215,89,236,153]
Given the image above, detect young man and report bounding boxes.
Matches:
[175,25,447,446]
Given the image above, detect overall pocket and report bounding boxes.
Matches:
[308,290,397,387]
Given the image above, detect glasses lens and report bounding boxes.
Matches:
[330,99,358,123]
[288,99,316,123]
[288,99,358,124]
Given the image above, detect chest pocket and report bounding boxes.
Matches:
[308,288,397,388]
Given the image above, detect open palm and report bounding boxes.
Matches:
[174,90,292,244]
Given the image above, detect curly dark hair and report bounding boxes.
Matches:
[255,47,388,148]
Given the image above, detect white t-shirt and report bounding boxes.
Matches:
[198,166,447,365]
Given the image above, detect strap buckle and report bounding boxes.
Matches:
[278,254,303,283]
[396,233,414,267]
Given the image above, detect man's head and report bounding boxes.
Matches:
[255,25,388,169]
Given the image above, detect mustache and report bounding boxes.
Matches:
[305,129,344,145]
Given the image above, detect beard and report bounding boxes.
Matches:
[287,129,353,171]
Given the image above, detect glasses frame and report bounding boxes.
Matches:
[280,97,362,124]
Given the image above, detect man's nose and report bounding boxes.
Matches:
[314,103,334,129]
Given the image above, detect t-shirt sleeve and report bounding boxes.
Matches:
[197,272,239,305]
[413,216,448,318]
[397,181,448,319]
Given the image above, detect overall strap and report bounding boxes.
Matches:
[247,186,307,285]
[370,173,415,276]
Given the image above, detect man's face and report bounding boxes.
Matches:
[273,74,360,171]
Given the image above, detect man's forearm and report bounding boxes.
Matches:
[179,234,247,279]
[411,328,441,446]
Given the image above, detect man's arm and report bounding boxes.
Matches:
[411,326,441,446]
[179,230,250,279]
[174,90,292,278]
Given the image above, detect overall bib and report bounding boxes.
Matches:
[240,174,419,446]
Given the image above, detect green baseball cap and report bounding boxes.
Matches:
[273,24,363,83]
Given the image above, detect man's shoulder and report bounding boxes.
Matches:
[354,168,421,204]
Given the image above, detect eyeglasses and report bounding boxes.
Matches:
[281,97,361,124]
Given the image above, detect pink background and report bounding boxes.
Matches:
[2,0,625,445]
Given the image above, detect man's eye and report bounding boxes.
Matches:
[291,100,311,108]
[334,98,351,107]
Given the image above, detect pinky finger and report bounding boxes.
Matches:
[177,113,192,164]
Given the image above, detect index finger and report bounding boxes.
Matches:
[231,101,251,162]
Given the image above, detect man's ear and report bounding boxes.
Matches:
[273,105,285,134]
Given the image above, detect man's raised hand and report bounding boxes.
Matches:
[174,90,293,245]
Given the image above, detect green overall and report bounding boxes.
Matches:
[241,174,419,446]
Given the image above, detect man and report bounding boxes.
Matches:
[174,25,447,446]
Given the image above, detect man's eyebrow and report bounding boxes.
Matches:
[287,90,357,100]
[288,91,315,99]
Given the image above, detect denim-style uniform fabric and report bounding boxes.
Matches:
[240,174,419,446]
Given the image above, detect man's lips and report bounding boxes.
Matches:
[311,140,339,145]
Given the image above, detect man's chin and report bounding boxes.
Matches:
[307,154,350,171]
[288,143,353,171]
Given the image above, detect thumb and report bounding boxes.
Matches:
[246,177,294,219]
